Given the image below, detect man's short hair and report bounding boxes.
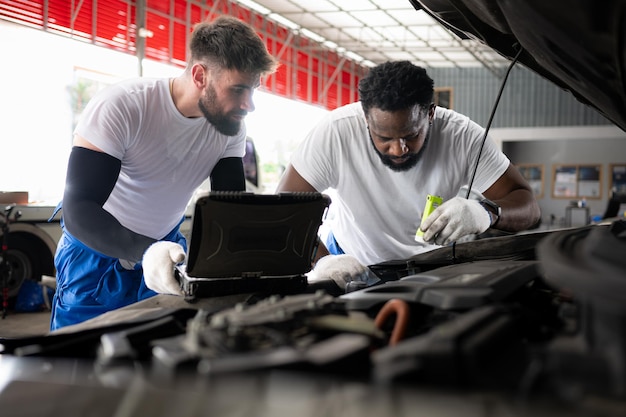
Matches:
[359,60,434,115]
[189,15,278,76]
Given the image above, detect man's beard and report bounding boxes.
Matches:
[370,128,430,172]
[198,84,244,136]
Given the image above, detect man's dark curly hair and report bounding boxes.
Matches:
[359,61,434,115]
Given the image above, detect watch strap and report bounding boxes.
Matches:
[479,198,501,227]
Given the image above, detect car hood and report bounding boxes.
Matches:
[409,0,626,132]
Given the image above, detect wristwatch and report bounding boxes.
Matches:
[479,198,501,227]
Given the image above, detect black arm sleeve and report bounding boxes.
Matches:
[210,157,246,191]
[62,147,156,263]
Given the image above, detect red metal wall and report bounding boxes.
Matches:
[0,0,368,110]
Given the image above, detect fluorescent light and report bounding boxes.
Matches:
[362,60,377,67]
[268,13,300,30]
[300,28,325,43]
[323,40,338,50]
[236,0,270,15]
[344,51,364,62]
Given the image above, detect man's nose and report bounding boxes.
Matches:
[241,92,255,112]
[389,138,409,156]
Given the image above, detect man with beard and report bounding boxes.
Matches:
[51,16,278,330]
[276,61,539,279]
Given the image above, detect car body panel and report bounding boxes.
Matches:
[410,0,626,131]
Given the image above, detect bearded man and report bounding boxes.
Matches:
[277,61,539,270]
[51,16,278,330]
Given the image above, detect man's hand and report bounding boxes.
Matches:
[142,241,186,295]
[420,196,491,246]
[307,254,372,290]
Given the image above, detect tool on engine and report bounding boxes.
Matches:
[415,194,443,241]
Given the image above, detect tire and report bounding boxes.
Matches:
[1,232,55,298]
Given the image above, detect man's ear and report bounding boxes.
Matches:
[428,103,435,120]
[191,63,207,89]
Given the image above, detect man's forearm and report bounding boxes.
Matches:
[492,189,541,232]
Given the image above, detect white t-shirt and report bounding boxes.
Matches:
[290,103,509,265]
[75,78,246,239]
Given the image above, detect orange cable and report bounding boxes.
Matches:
[374,298,411,346]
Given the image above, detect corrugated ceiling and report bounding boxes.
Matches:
[234,0,511,75]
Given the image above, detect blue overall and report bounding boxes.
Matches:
[50,216,186,331]
[325,231,345,255]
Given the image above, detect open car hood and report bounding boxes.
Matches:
[409,0,626,132]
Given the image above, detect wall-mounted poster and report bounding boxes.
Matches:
[518,164,544,198]
[610,164,626,193]
[552,165,577,198]
[552,164,603,199]
[577,165,602,199]
[434,87,453,109]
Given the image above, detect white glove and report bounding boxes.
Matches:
[457,185,484,201]
[420,196,491,246]
[307,254,370,290]
[142,241,186,296]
